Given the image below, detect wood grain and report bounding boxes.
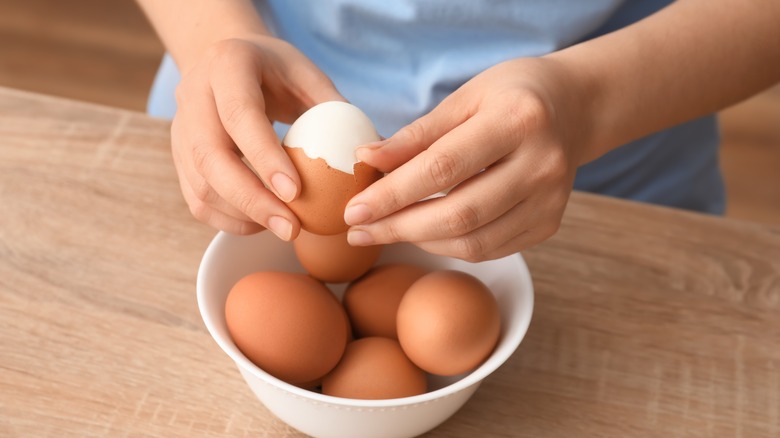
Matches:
[1,87,780,437]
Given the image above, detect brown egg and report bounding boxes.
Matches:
[322,337,427,400]
[225,271,348,385]
[397,270,500,376]
[343,264,429,339]
[295,377,323,391]
[285,146,381,235]
[294,229,383,283]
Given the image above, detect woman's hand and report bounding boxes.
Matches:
[345,58,589,261]
[172,36,344,239]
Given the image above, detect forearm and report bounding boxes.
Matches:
[548,0,780,164]
[136,0,270,72]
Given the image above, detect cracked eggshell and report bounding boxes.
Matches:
[282,102,383,235]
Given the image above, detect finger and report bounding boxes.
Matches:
[413,192,566,261]
[407,157,571,261]
[479,227,554,259]
[285,55,347,106]
[184,88,300,241]
[417,230,540,262]
[355,92,473,173]
[195,132,301,241]
[172,133,257,223]
[178,171,265,235]
[345,109,517,226]
[346,157,527,244]
[210,56,300,204]
[260,63,346,124]
[179,158,256,222]
[411,203,535,261]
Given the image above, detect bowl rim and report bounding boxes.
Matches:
[197,231,534,408]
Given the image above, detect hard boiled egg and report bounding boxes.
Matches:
[397,270,501,376]
[294,230,382,283]
[343,264,429,339]
[322,337,427,400]
[225,271,349,385]
[283,101,383,235]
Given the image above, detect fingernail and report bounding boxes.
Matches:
[360,139,390,149]
[348,229,374,246]
[271,173,297,203]
[267,216,293,241]
[344,203,372,225]
[355,140,389,161]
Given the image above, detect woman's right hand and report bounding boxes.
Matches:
[171,36,344,239]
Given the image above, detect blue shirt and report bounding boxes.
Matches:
[148,0,725,214]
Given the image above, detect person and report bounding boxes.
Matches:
[137,0,780,262]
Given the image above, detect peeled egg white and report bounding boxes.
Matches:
[284,101,380,174]
[283,102,383,235]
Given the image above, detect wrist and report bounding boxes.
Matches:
[177,27,271,74]
[533,54,604,166]
[139,0,272,74]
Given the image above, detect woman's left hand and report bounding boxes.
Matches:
[344,57,591,261]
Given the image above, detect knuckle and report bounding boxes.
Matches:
[520,91,549,122]
[383,221,403,243]
[190,177,212,202]
[502,89,550,136]
[219,96,251,131]
[541,147,570,182]
[536,221,561,242]
[191,143,214,174]
[235,221,260,236]
[398,120,427,146]
[452,234,486,262]
[234,191,262,219]
[245,147,275,174]
[545,219,562,237]
[441,202,481,236]
[188,200,210,222]
[422,150,461,189]
[383,189,404,214]
[551,187,572,210]
[374,182,404,213]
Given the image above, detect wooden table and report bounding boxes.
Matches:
[1,87,779,437]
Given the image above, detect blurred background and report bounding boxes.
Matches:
[1,0,778,226]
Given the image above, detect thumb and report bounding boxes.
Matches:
[356,95,472,173]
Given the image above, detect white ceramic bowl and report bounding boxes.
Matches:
[197,231,534,438]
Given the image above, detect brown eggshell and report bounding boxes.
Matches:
[284,146,382,235]
[294,230,383,283]
[322,337,427,400]
[343,264,429,339]
[225,271,349,385]
[397,270,500,376]
[295,377,323,391]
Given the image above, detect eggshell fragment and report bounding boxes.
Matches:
[294,230,382,283]
[322,337,427,400]
[343,264,429,339]
[225,271,348,385]
[397,270,500,376]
